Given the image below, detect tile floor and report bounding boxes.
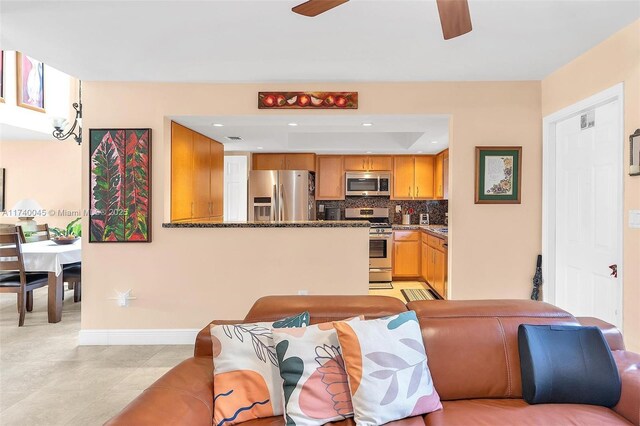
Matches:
[369,280,429,302]
[0,286,192,425]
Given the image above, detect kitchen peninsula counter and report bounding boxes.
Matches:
[392,224,448,240]
[162,220,370,228]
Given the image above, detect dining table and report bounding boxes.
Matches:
[20,239,82,323]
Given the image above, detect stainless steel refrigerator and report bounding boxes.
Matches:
[248,170,316,222]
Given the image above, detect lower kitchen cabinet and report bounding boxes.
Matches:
[392,231,421,278]
[421,232,447,298]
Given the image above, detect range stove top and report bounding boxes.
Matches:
[344,208,391,233]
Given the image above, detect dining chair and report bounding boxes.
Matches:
[63,264,81,303]
[0,233,49,326]
[16,224,51,243]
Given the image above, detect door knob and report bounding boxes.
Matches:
[609,264,618,278]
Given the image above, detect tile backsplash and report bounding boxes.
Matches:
[317,197,448,225]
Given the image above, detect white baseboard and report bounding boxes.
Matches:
[78,328,200,345]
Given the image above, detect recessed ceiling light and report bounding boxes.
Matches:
[362,123,373,127]
[288,122,298,127]
[257,146,264,150]
[366,151,373,154]
[431,140,439,144]
[212,123,224,127]
[417,151,423,154]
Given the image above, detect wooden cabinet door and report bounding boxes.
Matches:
[433,249,446,297]
[434,153,444,199]
[344,156,367,171]
[253,154,285,170]
[393,240,421,277]
[285,154,316,171]
[393,156,415,200]
[421,241,429,282]
[426,245,435,286]
[414,156,435,199]
[193,133,212,219]
[316,156,344,200]
[209,138,224,219]
[369,156,392,171]
[171,122,194,221]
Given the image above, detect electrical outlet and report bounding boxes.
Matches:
[395,205,402,213]
[630,210,640,229]
[298,289,309,295]
[318,204,325,213]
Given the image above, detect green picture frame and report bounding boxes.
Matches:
[475,146,522,204]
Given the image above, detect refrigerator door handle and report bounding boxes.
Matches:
[272,184,278,222]
[279,184,284,221]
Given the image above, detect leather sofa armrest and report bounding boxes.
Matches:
[612,350,640,426]
[577,317,625,350]
[105,357,213,426]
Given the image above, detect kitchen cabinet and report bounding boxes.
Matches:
[344,155,392,171]
[171,122,224,222]
[422,232,447,298]
[393,156,434,200]
[434,149,448,199]
[316,155,344,200]
[252,153,316,171]
[392,230,421,278]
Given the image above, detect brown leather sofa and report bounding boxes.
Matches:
[106,296,640,426]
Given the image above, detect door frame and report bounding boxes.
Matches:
[542,83,624,326]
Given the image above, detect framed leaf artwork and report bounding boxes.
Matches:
[0,50,4,103]
[16,52,45,112]
[89,129,151,242]
[475,146,522,204]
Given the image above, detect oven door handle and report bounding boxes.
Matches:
[369,235,392,239]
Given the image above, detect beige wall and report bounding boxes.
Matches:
[82,80,542,331]
[0,140,82,229]
[542,20,640,351]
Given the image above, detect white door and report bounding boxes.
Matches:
[223,155,248,221]
[553,99,622,327]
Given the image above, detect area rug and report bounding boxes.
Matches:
[369,282,394,290]
[401,288,438,302]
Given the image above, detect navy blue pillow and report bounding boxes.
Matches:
[518,324,621,407]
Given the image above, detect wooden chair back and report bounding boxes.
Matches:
[0,233,26,281]
[16,224,50,243]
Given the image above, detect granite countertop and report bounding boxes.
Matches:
[392,224,448,240]
[162,220,371,228]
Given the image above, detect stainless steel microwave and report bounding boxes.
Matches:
[345,172,391,196]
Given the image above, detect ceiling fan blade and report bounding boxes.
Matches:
[436,0,472,40]
[292,0,349,17]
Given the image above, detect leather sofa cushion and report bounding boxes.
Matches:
[408,300,580,401]
[239,415,427,425]
[423,399,631,426]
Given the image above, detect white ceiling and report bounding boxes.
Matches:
[174,114,449,153]
[0,124,57,142]
[2,0,638,82]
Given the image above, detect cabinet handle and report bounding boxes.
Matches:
[416,187,419,198]
[408,186,411,197]
[362,159,365,170]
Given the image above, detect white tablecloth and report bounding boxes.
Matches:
[19,240,82,276]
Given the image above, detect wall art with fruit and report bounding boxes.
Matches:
[258,92,358,109]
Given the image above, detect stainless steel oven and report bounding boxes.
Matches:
[345,208,392,283]
[345,172,391,197]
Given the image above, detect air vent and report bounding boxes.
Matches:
[225,136,243,141]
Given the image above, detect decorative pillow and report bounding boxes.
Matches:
[272,317,362,426]
[210,312,310,426]
[334,311,442,425]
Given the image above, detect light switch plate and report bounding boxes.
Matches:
[629,210,640,229]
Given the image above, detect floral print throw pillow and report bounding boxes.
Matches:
[271,317,361,426]
[210,312,310,426]
[334,311,442,425]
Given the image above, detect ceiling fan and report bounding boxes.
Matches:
[292,0,472,40]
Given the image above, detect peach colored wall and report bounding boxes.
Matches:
[542,20,640,351]
[0,140,82,229]
[81,80,542,331]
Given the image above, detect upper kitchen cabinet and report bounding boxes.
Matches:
[392,155,434,200]
[252,153,316,171]
[434,149,449,199]
[344,155,392,171]
[171,122,224,222]
[316,155,345,200]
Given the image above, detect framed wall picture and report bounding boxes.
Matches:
[258,91,358,109]
[630,129,640,176]
[0,50,4,102]
[0,168,5,211]
[475,146,522,204]
[89,129,152,242]
[16,52,45,112]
